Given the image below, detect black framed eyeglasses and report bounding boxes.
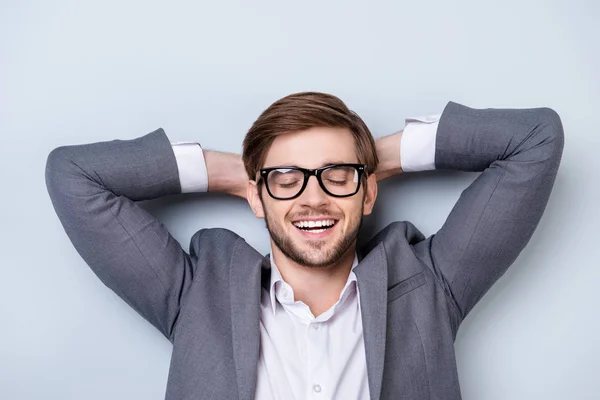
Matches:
[258,163,368,200]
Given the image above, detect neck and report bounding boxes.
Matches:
[270,240,357,317]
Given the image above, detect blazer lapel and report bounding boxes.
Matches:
[354,242,389,400]
[229,239,268,400]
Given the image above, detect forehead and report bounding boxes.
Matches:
[263,127,358,169]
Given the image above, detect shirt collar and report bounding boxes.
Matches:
[268,248,359,316]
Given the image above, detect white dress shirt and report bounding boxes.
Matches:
[169,113,440,399]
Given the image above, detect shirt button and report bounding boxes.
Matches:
[313,384,322,393]
[312,323,320,330]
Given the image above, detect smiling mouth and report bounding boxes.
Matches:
[292,219,337,234]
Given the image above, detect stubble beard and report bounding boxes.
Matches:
[263,202,364,268]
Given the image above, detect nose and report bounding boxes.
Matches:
[297,175,329,207]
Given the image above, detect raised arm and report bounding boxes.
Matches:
[45,128,246,341]
[377,101,564,322]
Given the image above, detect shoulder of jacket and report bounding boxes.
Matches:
[188,227,247,261]
[191,227,242,244]
[362,220,425,248]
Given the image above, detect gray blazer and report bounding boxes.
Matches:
[45,101,564,400]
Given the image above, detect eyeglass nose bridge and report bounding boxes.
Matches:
[299,169,328,197]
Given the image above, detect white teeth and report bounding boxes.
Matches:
[293,219,335,229]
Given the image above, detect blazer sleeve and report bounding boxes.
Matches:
[412,101,565,322]
[45,128,195,341]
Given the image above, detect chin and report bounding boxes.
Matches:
[291,241,352,268]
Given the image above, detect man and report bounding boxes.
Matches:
[45,92,564,400]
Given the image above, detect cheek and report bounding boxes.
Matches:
[337,200,362,224]
[265,202,294,225]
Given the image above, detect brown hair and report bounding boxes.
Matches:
[242,91,379,180]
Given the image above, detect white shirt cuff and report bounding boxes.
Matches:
[400,114,441,172]
[171,141,209,193]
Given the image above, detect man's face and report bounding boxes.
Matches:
[247,127,377,268]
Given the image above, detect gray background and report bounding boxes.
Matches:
[1,0,598,399]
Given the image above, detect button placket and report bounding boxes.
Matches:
[306,321,320,398]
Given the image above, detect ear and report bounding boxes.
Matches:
[247,180,265,219]
[362,174,378,216]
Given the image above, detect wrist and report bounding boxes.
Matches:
[374,130,403,181]
[204,150,248,198]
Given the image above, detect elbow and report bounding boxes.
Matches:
[45,146,77,197]
[521,107,565,172]
[538,107,565,157]
[46,146,73,173]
